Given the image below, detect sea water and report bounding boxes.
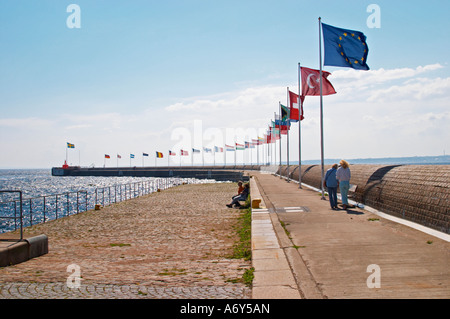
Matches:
[0,169,210,234]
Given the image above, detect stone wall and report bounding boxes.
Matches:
[277,164,450,234]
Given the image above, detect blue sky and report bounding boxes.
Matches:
[0,0,449,168]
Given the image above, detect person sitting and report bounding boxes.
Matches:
[229,181,244,207]
[226,183,249,208]
[236,181,244,195]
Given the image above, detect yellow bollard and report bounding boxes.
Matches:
[252,198,261,209]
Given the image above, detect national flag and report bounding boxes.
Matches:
[271,126,280,140]
[322,23,369,70]
[280,104,290,121]
[245,141,254,149]
[117,154,121,159]
[156,151,163,158]
[181,150,189,156]
[274,114,291,131]
[300,67,336,96]
[105,154,110,159]
[258,137,265,145]
[274,119,290,127]
[130,154,135,159]
[225,144,235,151]
[235,143,245,150]
[280,127,289,135]
[143,153,149,157]
[192,148,200,153]
[203,147,212,153]
[169,150,176,156]
[214,146,223,153]
[288,90,305,122]
[67,142,75,149]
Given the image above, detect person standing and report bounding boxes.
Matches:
[324,164,338,210]
[336,160,351,209]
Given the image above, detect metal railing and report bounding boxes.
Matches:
[0,190,23,240]
[0,177,187,238]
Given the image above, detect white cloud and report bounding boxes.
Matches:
[331,63,443,84]
[0,117,54,129]
[367,76,450,102]
[0,64,449,168]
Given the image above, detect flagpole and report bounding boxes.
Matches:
[234,139,236,168]
[279,102,282,179]
[319,17,325,200]
[286,88,290,182]
[256,139,259,167]
[274,112,277,167]
[298,62,302,189]
[267,129,270,165]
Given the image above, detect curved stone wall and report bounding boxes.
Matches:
[277,164,450,234]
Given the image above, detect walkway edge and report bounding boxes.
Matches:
[249,176,301,299]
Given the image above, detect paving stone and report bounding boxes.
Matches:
[0,183,251,299]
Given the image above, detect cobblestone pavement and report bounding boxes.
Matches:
[0,183,251,299]
[0,282,249,299]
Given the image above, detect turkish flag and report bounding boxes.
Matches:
[288,90,305,121]
[301,67,336,96]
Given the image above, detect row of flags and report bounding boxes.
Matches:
[263,19,370,198]
[65,20,370,176]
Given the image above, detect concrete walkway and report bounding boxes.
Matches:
[249,171,449,299]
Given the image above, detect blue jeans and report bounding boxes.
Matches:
[231,194,247,206]
[339,181,350,205]
[327,187,337,208]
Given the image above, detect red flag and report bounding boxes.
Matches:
[181,150,189,156]
[301,67,336,96]
[288,90,305,121]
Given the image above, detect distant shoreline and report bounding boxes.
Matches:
[299,154,450,166]
[0,155,449,170]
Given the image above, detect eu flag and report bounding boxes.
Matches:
[322,23,369,70]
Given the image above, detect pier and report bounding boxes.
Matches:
[1,164,448,301]
[51,165,261,182]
